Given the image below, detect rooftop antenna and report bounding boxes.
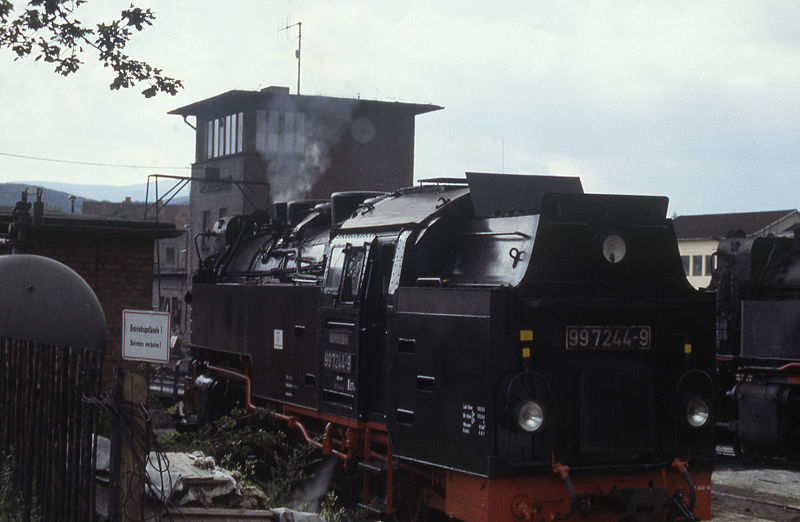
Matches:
[280,20,302,95]
[501,136,505,173]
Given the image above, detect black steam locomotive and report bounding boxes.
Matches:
[188,173,715,521]
[709,233,800,458]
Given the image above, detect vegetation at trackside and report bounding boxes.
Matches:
[157,408,369,521]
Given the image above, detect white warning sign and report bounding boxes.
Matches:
[122,309,170,363]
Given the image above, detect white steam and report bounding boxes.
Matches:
[262,98,357,203]
[289,455,338,513]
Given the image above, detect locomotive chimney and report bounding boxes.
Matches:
[287,200,326,227]
[273,202,288,224]
[330,191,385,226]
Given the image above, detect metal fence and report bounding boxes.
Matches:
[0,336,104,521]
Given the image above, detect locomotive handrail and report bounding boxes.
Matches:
[737,362,800,372]
[462,230,532,239]
[325,319,356,329]
[415,277,444,287]
[291,275,322,285]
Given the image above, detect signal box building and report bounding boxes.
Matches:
[168,86,441,260]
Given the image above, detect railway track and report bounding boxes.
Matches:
[712,489,800,521]
[712,456,800,522]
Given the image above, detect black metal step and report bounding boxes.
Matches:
[358,459,388,474]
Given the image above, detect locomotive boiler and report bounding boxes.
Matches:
[189,173,715,521]
[710,233,800,458]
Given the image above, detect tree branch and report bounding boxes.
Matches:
[0,0,182,97]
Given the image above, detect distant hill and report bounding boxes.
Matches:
[15,181,148,202]
[3,181,190,207]
[0,184,87,213]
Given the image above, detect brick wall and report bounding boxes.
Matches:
[31,234,156,386]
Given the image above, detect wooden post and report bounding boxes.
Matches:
[110,368,148,522]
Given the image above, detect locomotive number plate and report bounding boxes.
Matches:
[323,350,353,373]
[565,326,651,350]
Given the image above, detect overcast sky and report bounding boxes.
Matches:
[1,0,798,215]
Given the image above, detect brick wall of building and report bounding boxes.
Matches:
[31,234,156,385]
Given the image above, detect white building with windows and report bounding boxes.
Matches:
[673,209,800,289]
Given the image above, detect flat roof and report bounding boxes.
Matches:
[169,88,443,118]
[0,206,180,239]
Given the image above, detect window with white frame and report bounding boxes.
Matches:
[681,256,690,275]
[206,112,244,159]
[256,110,306,154]
[692,255,703,276]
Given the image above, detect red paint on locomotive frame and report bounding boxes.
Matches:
[443,470,711,521]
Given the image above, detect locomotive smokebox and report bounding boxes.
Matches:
[212,215,245,246]
[0,254,106,351]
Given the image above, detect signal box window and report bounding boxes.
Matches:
[692,255,703,276]
[681,256,690,275]
[165,247,176,267]
[206,112,243,159]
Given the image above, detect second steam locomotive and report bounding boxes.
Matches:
[710,232,800,458]
[189,173,715,521]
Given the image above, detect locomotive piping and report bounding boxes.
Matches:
[271,412,349,460]
[551,462,576,521]
[205,364,256,412]
[204,364,352,460]
[672,458,697,511]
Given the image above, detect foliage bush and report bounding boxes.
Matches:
[157,408,369,521]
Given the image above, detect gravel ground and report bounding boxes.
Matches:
[712,463,800,521]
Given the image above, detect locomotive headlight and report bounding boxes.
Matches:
[601,233,627,264]
[516,400,545,432]
[685,396,710,428]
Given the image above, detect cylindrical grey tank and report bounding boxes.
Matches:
[0,254,106,351]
